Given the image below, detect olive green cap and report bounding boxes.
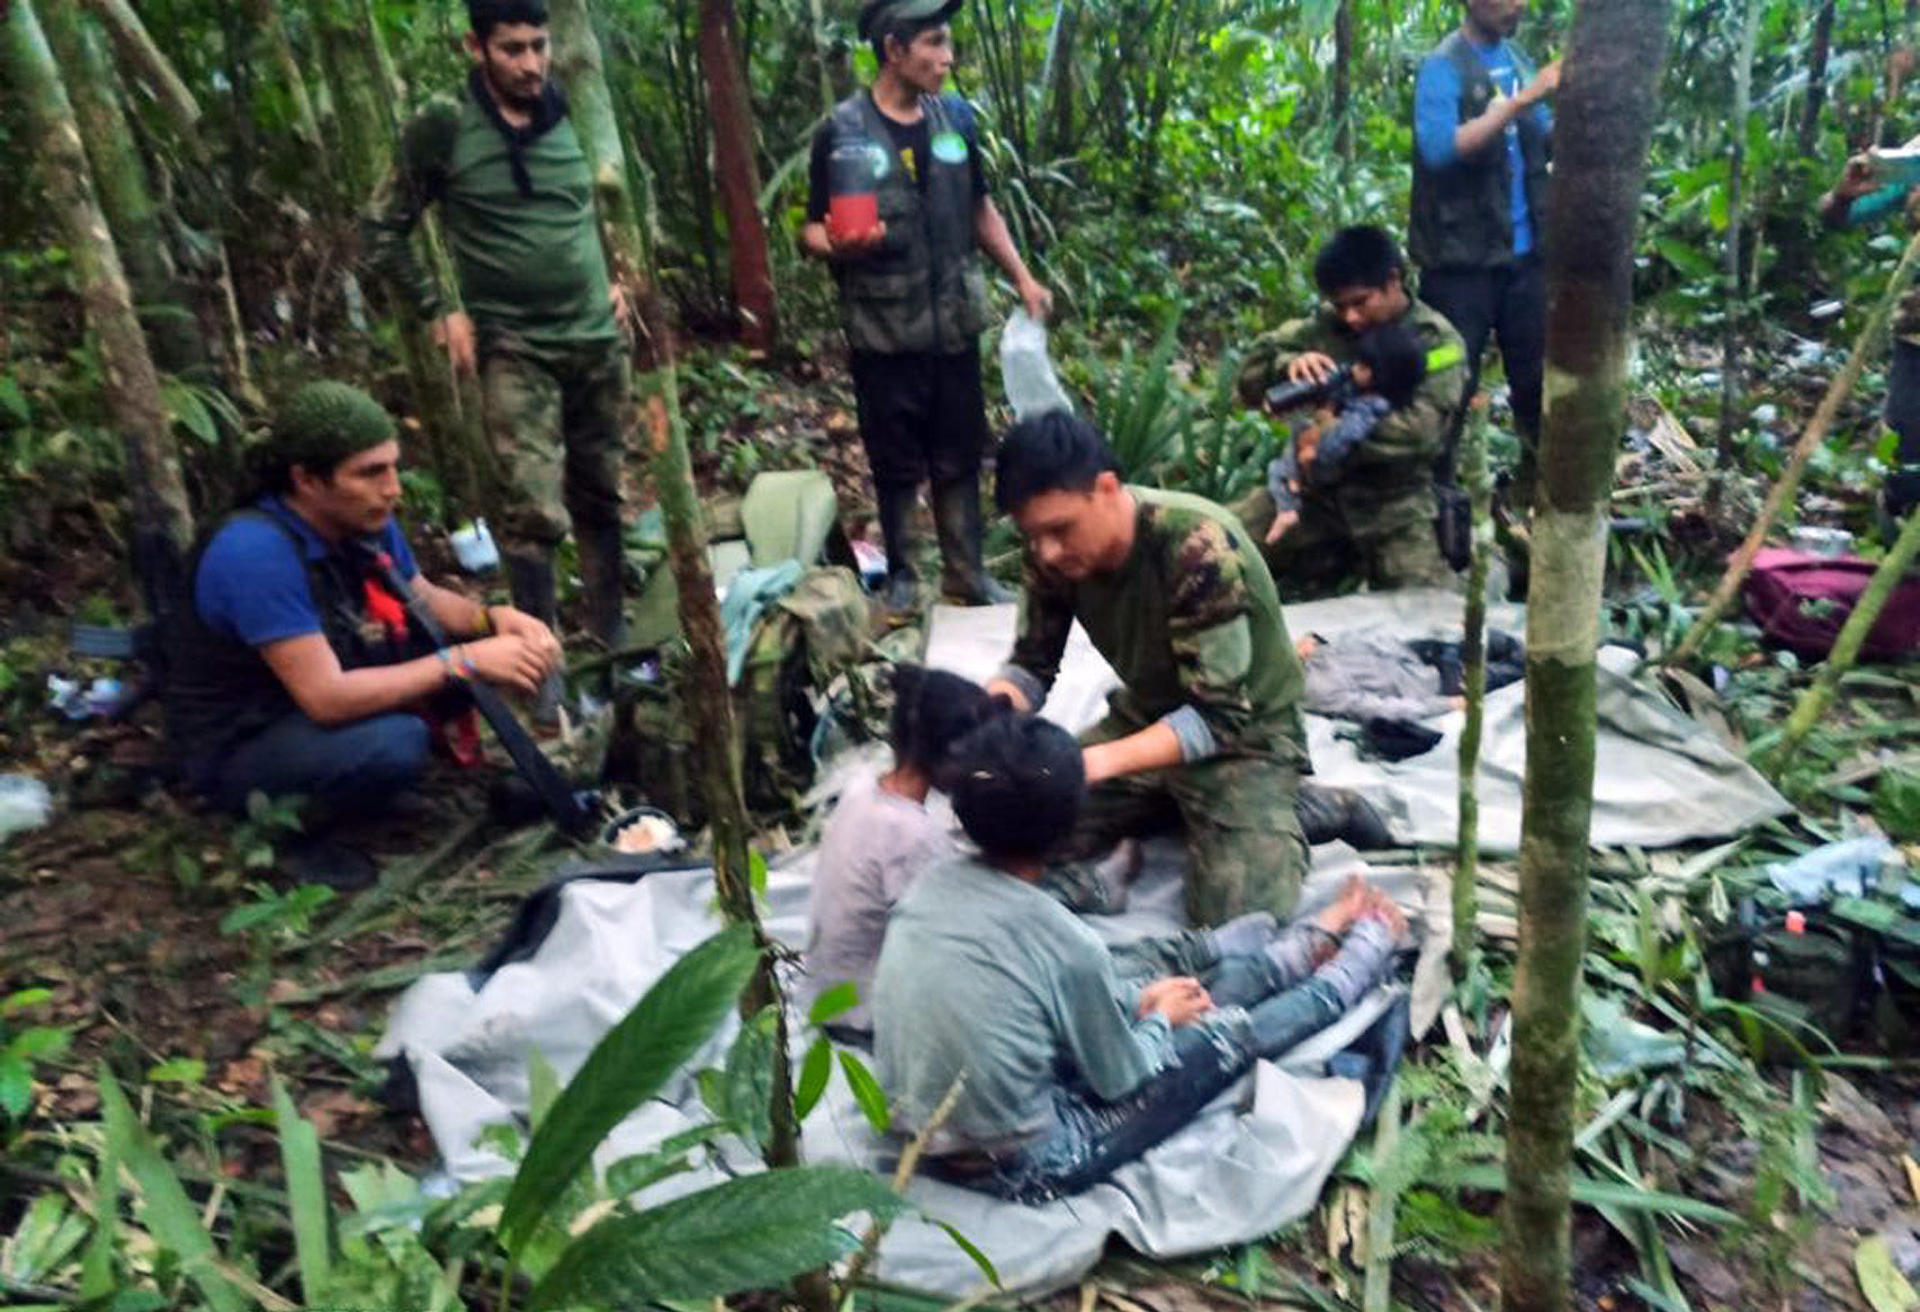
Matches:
[858,0,962,42]
[269,381,398,476]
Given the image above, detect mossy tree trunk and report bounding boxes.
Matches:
[697,0,780,349]
[1797,0,1836,157]
[80,0,204,153]
[4,0,195,554]
[1501,4,1669,1311]
[1454,399,1493,980]
[550,12,817,1267]
[42,3,205,378]
[248,0,328,176]
[1712,0,1761,472]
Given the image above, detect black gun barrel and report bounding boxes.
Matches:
[1263,362,1353,414]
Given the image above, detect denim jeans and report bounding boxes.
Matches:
[209,711,430,815]
[970,974,1347,1203]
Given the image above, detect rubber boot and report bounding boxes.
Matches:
[1296,782,1393,849]
[874,481,921,614]
[574,521,628,703]
[504,548,566,728]
[932,475,1015,605]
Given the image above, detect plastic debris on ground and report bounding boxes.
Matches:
[0,775,52,842]
[1766,836,1905,903]
[450,518,500,573]
[46,674,129,720]
[851,538,888,588]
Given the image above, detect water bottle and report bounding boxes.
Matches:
[827,137,881,242]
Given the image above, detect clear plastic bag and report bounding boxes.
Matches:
[998,310,1073,420]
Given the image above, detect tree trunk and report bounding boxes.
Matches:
[1454,400,1493,980]
[1670,224,1920,667]
[1798,0,1837,157]
[248,0,328,174]
[1714,0,1762,468]
[1042,0,1080,159]
[3,0,195,553]
[1333,0,1354,163]
[549,21,818,1291]
[42,3,205,378]
[697,0,780,349]
[1501,5,1669,1312]
[80,0,204,154]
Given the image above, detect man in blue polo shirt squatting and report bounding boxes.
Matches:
[1411,0,1558,511]
[165,382,562,885]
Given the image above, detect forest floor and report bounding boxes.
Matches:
[3,337,1920,1311]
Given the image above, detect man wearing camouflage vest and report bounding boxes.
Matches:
[362,0,630,724]
[801,0,1051,613]
[1410,0,1558,509]
[1235,226,1469,594]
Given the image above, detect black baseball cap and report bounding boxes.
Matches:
[857,0,963,42]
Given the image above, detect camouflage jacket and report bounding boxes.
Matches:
[1000,487,1308,766]
[1235,297,1468,496]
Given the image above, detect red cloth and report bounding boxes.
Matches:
[1741,547,1920,661]
[362,577,409,643]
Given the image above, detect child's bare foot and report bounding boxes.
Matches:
[1314,874,1370,938]
[1360,888,1408,943]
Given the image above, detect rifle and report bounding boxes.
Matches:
[360,545,602,837]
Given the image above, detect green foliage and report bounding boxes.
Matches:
[1871,769,1920,842]
[497,924,760,1254]
[528,1168,907,1310]
[0,989,70,1122]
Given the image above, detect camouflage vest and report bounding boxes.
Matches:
[829,92,988,356]
[1408,31,1552,272]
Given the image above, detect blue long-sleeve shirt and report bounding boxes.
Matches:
[1414,36,1552,257]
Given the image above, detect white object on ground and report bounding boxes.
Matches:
[450,518,500,574]
[0,775,52,842]
[999,310,1074,420]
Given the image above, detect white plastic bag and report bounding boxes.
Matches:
[999,310,1073,420]
[0,775,51,843]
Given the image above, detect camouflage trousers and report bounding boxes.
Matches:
[1233,483,1456,599]
[482,338,632,551]
[1050,716,1310,926]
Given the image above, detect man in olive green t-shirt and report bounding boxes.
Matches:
[362,0,628,721]
[986,413,1390,925]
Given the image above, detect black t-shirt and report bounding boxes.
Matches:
[805,93,989,222]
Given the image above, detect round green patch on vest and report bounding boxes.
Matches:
[930,130,968,165]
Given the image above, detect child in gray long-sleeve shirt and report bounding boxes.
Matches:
[874,713,1403,1202]
[1266,321,1429,521]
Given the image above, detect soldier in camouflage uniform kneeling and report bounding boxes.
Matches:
[362,0,632,723]
[1235,226,1469,597]
[986,413,1391,927]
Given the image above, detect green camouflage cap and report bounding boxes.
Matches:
[858,0,962,42]
[268,381,398,476]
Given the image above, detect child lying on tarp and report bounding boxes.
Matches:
[872,712,1403,1203]
[804,666,1256,1037]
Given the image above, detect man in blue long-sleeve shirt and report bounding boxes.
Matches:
[1410,0,1558,509]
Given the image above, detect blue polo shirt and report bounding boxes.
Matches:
[194,496,418,649]
[1414,36,1552,257]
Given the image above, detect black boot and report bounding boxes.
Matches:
[1296,782,1394,849]
[574,521,628,651]
[874,481,921,614]
[504,548,566,727]
[932,475,1015,605]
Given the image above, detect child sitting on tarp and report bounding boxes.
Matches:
[804,666,1226,1039]
[872,713,1404,1203]
[1263,321,1429,547]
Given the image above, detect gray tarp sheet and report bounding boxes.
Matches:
[376,591,1788,1297]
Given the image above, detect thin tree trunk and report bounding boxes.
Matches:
[806,0,835,117]
[1042,0,1079,158]
[697,0,780,348]
[1671,225,1920,667]
[1769,506,1920,775]
[3,0,195,553]
[1798,0,1837,157]
[42,4,205,377]
[248,0,327,173]
[1454,399,1493,980]
[1714,0,1762,469]
[549,26,818,1304]
[1333,0,1354,163]
[1501,5,1669,1312]
[80,0,204,154]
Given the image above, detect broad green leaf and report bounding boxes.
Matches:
[160,379,218,447]
[80,1129,120,1299]
[1858,1234,1920,1312]
[720,1008,776,1151]
[838,1050,891,1133]
[272,1076,332,1302]
[527,1047,562,1130]
[9,1027,69,1062]
[0,376,29,425]
[146,1058,206,1083]
[750,849,770,898]
[2,988,52,1014]
[0,1059,33,1119]
[1442,1166,1739,1224]
[794,1037,833,1120]
[807,982,860,1026]
[97,1067,249,1312]
[498,925,759,1254]
[528,1167,906,1310]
